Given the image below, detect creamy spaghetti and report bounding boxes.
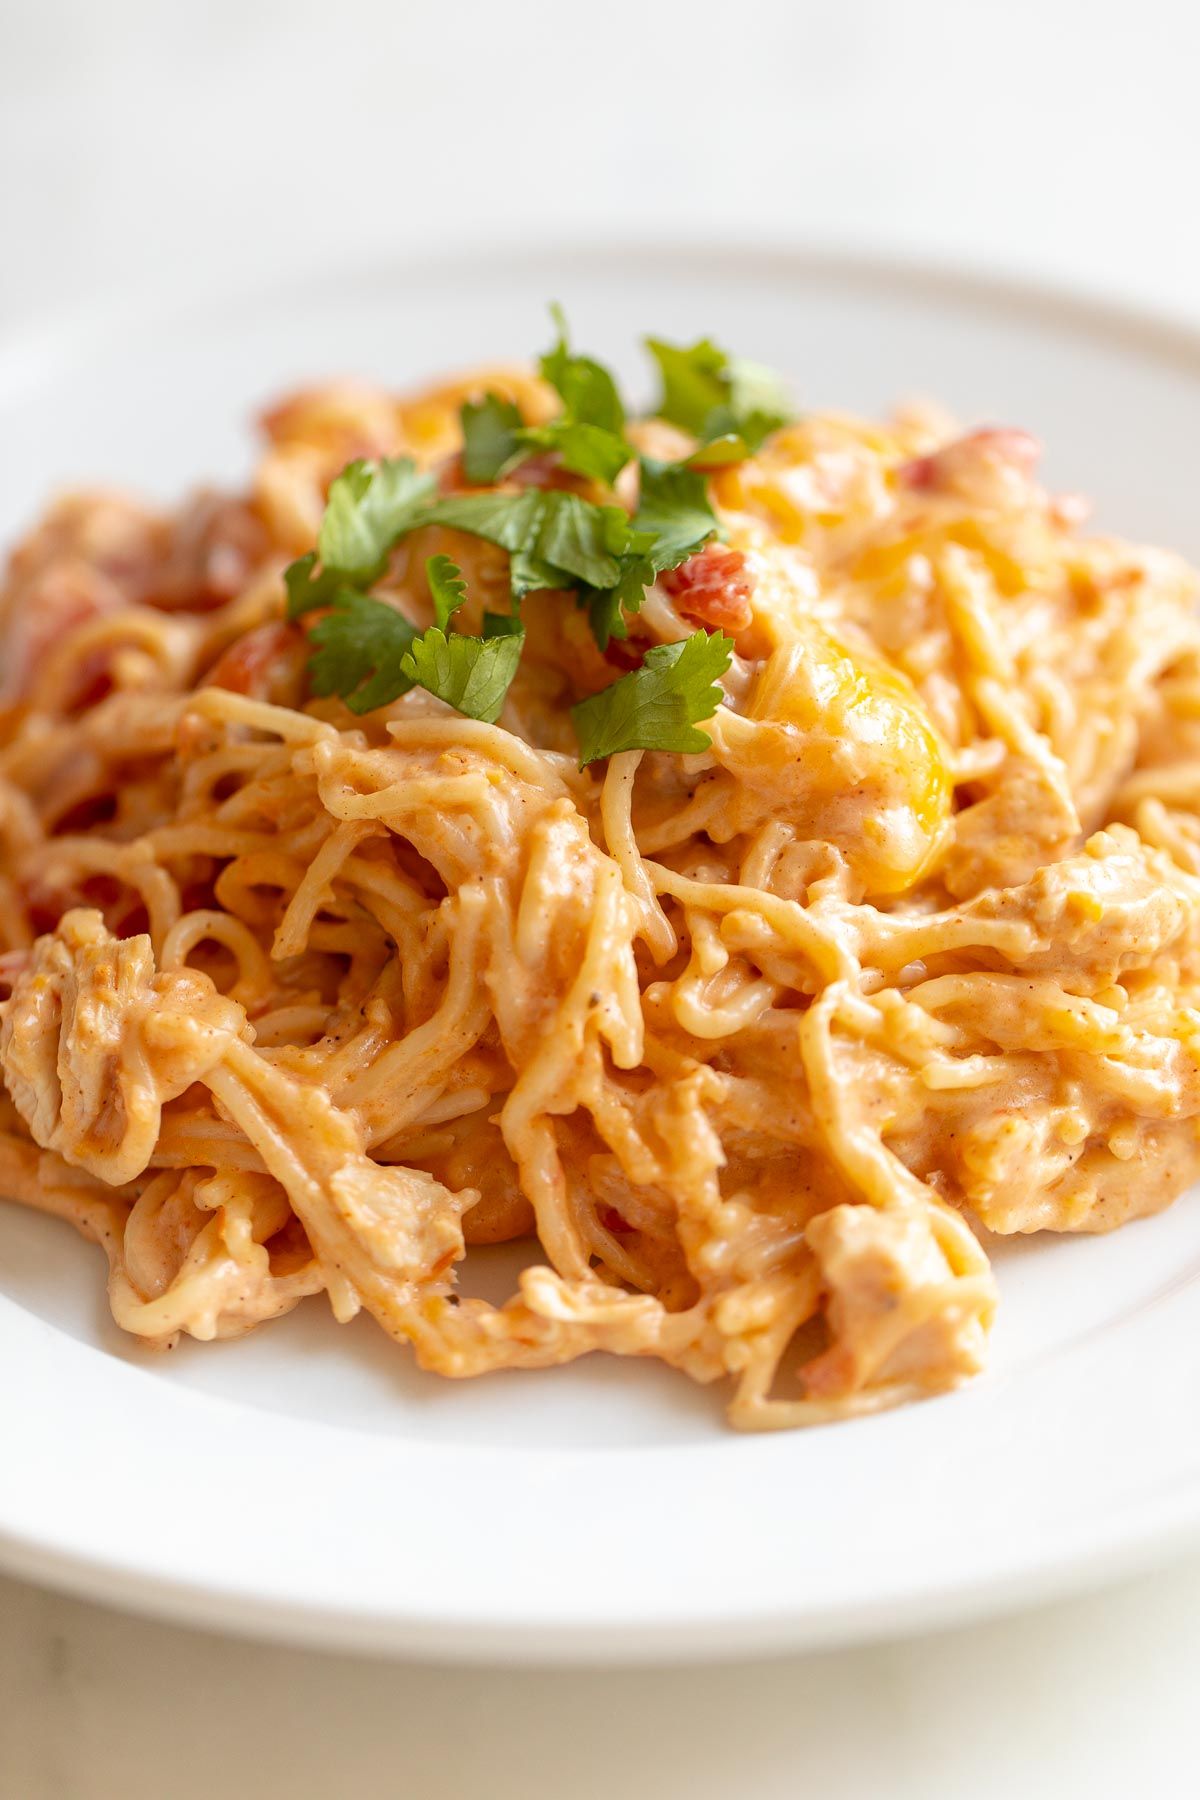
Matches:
[2,326,1200,1430]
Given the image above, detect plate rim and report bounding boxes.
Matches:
[4,233,1200,400]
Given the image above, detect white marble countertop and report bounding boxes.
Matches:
[3,1,1200,1793]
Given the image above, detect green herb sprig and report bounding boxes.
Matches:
[572,631,734,766]
[282,314,792,759]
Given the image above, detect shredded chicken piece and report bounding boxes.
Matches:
[2,909,245,1184]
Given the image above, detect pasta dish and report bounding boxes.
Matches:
[2,315,1199,1431]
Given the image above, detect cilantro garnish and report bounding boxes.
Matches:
[460,394,524,486]
[308,591,418,714]
[401,622,524,724]
[285,457,436,618]
[402,555,525,722]
[426,551,469,629]
[530,419,631,486]
[522,304,632,485]
[645,336,790,454]
[306,555,524,722]
[632,459,721,572]
[682,435,751,471]
[571,631,734,766]
[412,490,633,597]
[580,458,721,649]
[288,315,779,746]
[540,304,626,436]
[408,478,715,648]
[458,308,633,493]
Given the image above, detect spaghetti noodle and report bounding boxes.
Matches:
[2,342,1199,1429]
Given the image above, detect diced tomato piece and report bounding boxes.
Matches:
[660,544,754,631]
[602,636,645,671]
[202,622,306,701]
[599,1205,635,1236]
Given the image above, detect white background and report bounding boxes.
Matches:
[2,1,1200,1794]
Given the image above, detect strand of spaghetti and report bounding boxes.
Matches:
[646,861,853,984]
[18,838,181,950]
[799,983,952,1212]
[724,1260,823,1426]
[27,609,199,712]
[0,780,41,850]
[272,819,384,959]
[1131,798,1200,874]
[161,908,278,1012]
[600,751,677,963]
[737,820,794,889]
[186,686,337,743]
[341,887,493,1142]
[1116,762,1200,811]
[669,910,781,1038]
[498,856,642,1279]
[108,1169,322,1343]
[938,545,1079,819]
[150,1110,268,1172]
[141,823,301,860]
[384,712,582,792]
[0,886,32,950]
[0,1127,130,1251]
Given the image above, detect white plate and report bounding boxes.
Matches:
[2,246,1200,1663]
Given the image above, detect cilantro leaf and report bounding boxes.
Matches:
[540,303,626,436]
[645,337,790,452]
[727,358,793,449]
[426,553,468,630]
[509,306,633,487]
[518,419,631,486]
[318,456,435,577]
[583,553,655,649]
[684,434,750,470]
[538,496,632,589]
[284,550,335,618]
[571,631,733,766]
[401,626,525,723]
[285,456,436,618]
[458,314,633,493]
[645,336,727,438]
[579,459,721,646]
[409,489,668,642]
[461,394,524,485]
[308,592,417,714]
[414,491,629,595]
[633,459,721,572]
[305,556,523,723]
